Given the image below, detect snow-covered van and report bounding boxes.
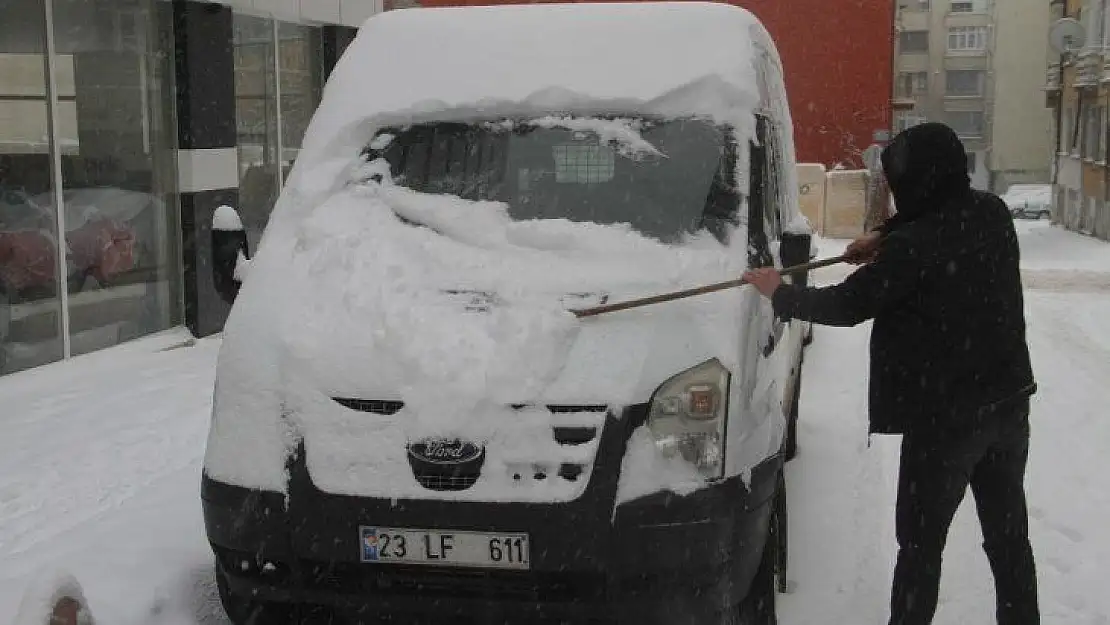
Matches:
[202,3,814,624]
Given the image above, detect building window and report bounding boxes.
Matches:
[900,31,930,53]
[1,0,182,376]
[948,26,989,51]
[945,70,985,96]
[1082,105,1105,161]
[895,114,928,133]
[1063,105,1076,154]
[896,72,929,97]
[946,111,985,137]
[233,15,325,252]
[951,0,987,13]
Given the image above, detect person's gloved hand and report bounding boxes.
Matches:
[845,231,882,265]
[743,267,782,298]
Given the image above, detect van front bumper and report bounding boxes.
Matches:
[202,404,783,625]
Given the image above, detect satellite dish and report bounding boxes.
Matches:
[1049,18,1086,54]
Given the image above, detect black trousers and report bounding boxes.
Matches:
[889,397,1039,625]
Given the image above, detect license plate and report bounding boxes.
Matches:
[359,526,531,570]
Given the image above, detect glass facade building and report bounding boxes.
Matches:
[0,0,368,376]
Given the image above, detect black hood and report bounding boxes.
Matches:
[880,122,972,220]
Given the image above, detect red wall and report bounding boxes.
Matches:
[409,0,894,168]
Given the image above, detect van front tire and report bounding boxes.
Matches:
[736,472,784,625]
[737,519,778,625]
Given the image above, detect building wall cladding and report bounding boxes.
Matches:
[991,0,1053,187]
[414,0,894,169]
[1048,0,1110,240]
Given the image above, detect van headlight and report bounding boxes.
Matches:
[648,359,730,480]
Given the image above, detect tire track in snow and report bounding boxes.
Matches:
[0,340,219,560]
[778,319,901,624]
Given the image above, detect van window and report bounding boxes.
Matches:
[747,115,778,269]
[760,116,785,242]
[366,117,740,245]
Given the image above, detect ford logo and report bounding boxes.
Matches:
[408,439,484,465]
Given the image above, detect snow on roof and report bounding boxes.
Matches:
[289,2,773,199]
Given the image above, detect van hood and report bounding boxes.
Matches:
[281,284,747,410]
[270,183,748,412]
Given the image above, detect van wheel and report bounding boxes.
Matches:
[215,562,294,625]
[737,477,782,625]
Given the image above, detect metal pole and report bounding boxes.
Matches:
[272,17,285,191]
[43,0,72,360]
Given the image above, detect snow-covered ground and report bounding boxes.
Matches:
[1,220,1107,624]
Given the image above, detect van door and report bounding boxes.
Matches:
[743,115,788,433]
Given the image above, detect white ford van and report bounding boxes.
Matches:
[203,3,814,624]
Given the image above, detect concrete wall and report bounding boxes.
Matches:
[796,163,827,234]
[795,164,870,239]
[991,0,1054,189]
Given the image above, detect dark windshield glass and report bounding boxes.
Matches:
[364,117,739,244]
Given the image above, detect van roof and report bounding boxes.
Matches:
[297,2,777,166]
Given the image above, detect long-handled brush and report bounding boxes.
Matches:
[570,254,849,318]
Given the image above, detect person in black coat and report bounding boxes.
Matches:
[744,122,1040,625]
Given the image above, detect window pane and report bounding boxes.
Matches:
[946,70,984,95]
[946,111,985,137]
[0,0,64,374]
[277,21,323,178]
[234,14,280,252]
[948,26,987,51]
[900,31,929,52]
[49,0,181,359]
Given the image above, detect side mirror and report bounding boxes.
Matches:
[779,231,813,288]
[212,205,251,305]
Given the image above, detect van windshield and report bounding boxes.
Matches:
[364,117,739,245]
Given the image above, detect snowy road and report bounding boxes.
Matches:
[2,221,1108,624]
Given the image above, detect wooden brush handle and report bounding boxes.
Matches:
[571,254,848,318]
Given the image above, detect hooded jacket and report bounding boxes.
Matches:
[772,123,1036,434]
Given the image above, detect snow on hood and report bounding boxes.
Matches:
[206,173,750,492]
[279,179,746,412]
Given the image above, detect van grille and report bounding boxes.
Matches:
[332,398,404,415]
[331,399,608,494]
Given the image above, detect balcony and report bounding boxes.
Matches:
[1046,63,1062,91]
[1076,50,1102,87]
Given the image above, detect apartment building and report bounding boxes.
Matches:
[894,0,1053,192]
[1048,0,1110,239]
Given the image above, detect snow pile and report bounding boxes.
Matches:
[615,426,706,505]
[531,116,665,158]
[13,572,95,625]
[211,205,244,231]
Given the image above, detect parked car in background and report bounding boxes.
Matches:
[1001,183,1052,220]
